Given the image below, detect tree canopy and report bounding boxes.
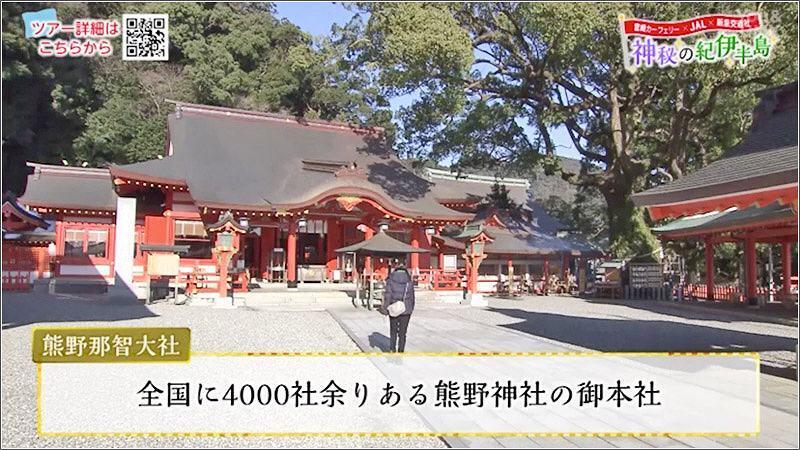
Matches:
[2,1,392,192]
[3,2,797,262]
[349,2,798,257]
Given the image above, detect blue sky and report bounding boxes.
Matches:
[274,2,581,161]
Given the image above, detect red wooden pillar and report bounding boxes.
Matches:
[438,251,445,270]
[259,227,275,279]
[315,228,324,264]
[704,235,715,301]
[410,226,420,273]
[744,238,757,300]
[543,256,550,279]
[507,258,514,293]
[218,256,229,297]
[562,253,570,278]
[286,221,297,282]
[467,259,478,294]
[325,218,340,276]
[363,226,374,274]
[782,240,793,295]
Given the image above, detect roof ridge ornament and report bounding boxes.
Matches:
[206,210,248,234]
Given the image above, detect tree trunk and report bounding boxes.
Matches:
[601,178,660,260]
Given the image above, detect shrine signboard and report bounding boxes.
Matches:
[629,263,664,289]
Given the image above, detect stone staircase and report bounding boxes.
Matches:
[237,289,355,306]
[232,288,466,308]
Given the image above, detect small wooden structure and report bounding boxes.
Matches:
[336,230,427,309]
[139,243,189,303]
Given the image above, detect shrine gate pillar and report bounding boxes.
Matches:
[410,226,420,274]
[259,226,275,279]
[543,256,550,278]
[744,238,757,301]
[782,241,793,295]
[363,226,374,273]
[287,220,297,283]
[326,218,340,277]
[704,235,715,301]
[507,258,514,294]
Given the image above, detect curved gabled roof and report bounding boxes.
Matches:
[111,103,470,221]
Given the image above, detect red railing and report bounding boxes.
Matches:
[683,283,791,301]
[2,272,32,291]
[682,284,741,301]
[416,269,464,291]
[2,244,52,291]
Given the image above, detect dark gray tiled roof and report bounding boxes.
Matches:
[18,164,118,211]
[482,225,600,255]
[634,82,798,207]
[335,230,428,254]
[428,177,529,205]
[652,202,796,236]
[446,206,602,256]
[112,105,470,220]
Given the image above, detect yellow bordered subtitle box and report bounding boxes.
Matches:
[32,327,191,363]
[37,352,760,437]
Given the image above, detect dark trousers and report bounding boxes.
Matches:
[389,314,411,353]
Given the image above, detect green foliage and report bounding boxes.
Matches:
[3,1,392,191]
[485,182,516,210]
[352,2,798,258]
[538,185,609,247]
[2,2,96,191]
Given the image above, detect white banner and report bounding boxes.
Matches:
[39,353,759,436]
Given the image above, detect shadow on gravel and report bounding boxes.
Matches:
[491,307,798,380]
[1,292,158,330]
[490,307,798,353]
[587,297,798,326]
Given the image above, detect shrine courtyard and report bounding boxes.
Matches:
[2,290,797,448]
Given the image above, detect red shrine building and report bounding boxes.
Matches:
[8,101,599,297]
[634,81,798,304]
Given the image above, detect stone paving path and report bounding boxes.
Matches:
[328,302,799,448]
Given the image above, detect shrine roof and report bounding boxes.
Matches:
[18,164,119,211]
[111,103,470,221]
[443,205,602,256]
[335,230,428,255]
[633,82,798,215]
[2,195,48,229]
[652,202,796,238]
[424,168,530,205]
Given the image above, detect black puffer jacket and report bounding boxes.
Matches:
[381,268,415,316]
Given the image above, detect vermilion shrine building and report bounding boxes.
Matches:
[8,101,599,297]
[634,81,798,304]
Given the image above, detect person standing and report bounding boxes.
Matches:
[380,259,415,352]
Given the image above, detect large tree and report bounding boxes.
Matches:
[74,2,393,166]
[3,2,393,190]
[352,2,797,257]
[2,2,98,192]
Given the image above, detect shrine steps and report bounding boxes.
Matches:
[236,290,355,306]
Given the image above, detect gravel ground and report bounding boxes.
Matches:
[1,292,445,449]
[446,295,798,373]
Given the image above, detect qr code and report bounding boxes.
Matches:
[122,14,169,61]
